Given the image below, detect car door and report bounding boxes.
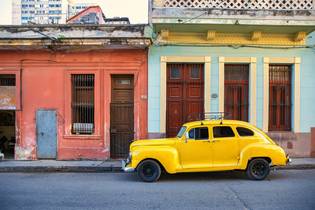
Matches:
[176,126,212,170]
[210,125,240,169]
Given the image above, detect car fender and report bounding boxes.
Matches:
[238,143,287,169]
[130,146,180,174]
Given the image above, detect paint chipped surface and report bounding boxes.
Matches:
[0,25,149,39]
[0,25,151,50]
[15,146,34,160]
[0,86,16,110]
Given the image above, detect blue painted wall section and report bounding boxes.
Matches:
[148,34,315,133]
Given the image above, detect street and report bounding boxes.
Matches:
[0,170,315,210]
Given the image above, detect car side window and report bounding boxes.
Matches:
[188,127,209,140]
[236,127,254,137]
[213,126,235,138]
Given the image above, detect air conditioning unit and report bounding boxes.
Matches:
[72,123,94,134]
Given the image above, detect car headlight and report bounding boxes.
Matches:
[126,152,132,165]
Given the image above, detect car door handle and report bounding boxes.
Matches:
[212,140,220,143]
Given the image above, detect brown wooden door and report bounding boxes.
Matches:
[110,75,134,159]
[166,64,204,137]
[224,64,249,121]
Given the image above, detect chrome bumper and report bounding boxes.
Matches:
[121,160,135,173]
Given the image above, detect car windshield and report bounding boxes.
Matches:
[177,126,187,138]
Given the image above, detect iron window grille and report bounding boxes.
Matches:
[224,64,249,122]
[71,74,95,135]
[269,65,292,131]
[0,75,16,86]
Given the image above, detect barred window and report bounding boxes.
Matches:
[269,65,292,131]
[71,74,95,135]
[224,64,249,122]
[0,75,16,86]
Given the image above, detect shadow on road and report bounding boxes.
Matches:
[120,170,287,183]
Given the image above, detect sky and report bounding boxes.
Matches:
[0,0,148,24]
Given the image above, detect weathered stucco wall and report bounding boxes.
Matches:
[0,49,148,160]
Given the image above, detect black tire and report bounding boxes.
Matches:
[137,160,161,182]
[246,158,270,180]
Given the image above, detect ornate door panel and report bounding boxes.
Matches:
[166,64,204,137]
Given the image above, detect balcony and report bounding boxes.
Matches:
[153,0,315,10]
[151,0,315,28]
[150,0,315,45]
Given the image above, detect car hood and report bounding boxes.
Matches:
[130,138,177,149]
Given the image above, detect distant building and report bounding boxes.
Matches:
[67,6,105,24]
[104,17,130,25]
[11,0,21,25]
[12,0,66,25]
[11,0,96,25]
[67,1,97,19]
[67,6,130,25]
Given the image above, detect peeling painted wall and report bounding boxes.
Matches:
[0,86,16,110]
[0,49,148,160]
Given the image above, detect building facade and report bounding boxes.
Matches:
[12,0,66,24]
[11,0,96,25]
[67,6,105,24]
[67,1,97,19]
[3,0,315,160]
[0,25,150,160]
[148,0,315,157]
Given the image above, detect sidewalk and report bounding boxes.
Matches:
[0,158,315,173]
[0,160,122,173]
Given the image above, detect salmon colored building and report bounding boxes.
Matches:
[0,24,151,160]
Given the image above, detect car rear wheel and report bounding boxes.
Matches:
[137,160,161,182]
[246,158,270,180]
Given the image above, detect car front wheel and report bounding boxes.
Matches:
[246,158,270,180]
[137,159,161,182]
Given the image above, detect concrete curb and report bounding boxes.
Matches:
[0,166,123,173]
[0,165,314,173]
[275,164,315,170]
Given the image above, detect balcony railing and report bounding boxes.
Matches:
[153,0,314,10]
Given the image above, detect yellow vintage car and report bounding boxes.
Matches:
[122,119,290,182]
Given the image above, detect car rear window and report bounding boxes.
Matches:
[213,126,235,138]
[236,127,254,137]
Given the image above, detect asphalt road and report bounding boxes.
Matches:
[0,170,315,210]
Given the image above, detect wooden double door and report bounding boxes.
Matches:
[166,64,204,137]
[110,75,134,159]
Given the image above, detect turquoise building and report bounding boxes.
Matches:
[147,0,315,157]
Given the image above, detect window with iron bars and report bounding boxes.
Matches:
[224,64,249,122]
[71,74,95,135]
[0,75,16,86]
[269,65,292,131]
